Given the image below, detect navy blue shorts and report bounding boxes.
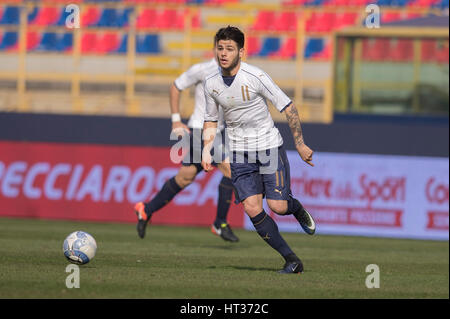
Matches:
[230,145,291,203]
[181,128,227,172]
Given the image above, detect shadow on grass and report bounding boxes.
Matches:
[208,265,276,272]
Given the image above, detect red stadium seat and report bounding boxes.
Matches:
[136,9,158,29]
[312,41,332,60]
[271,37,296,59]
[29,6,60,26]
[177,9,201,29]
[306,12,336,33]
[250,10,276,31]
[273,11,298,32]
[335,12,358,29]
[81,32,98,53]
[408,0,440,8]
[81,6,101,27]
[381,12,402,23]
[26,31,40,51]
[96,32,120,54]
[246,36,261,57]
[155,9,179,30]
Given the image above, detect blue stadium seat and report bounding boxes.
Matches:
[304,38,324,58]
[136,34,161,54]
[27,7,39,23]
[0,32,18,50]
[258,37,281,57]
[303,0,327,6]
[97,8,120,27]
[56,33,73,52]
[0,6,20,25]
[36,32,59,51]
[117,8,134,27]
[115,34,128,53]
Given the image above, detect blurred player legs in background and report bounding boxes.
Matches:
[133,58,239,243]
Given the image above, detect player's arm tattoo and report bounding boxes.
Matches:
[284,103,305,147]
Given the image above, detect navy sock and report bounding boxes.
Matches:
[250,210,294,259]
[214,176,234,228]
[285,196,303,216]
[145,176,183,216]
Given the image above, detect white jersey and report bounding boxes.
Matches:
[174,58,225,131]
[204,62,292,151]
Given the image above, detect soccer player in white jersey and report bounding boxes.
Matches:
[133,57,239,243]
[202,26,316,274]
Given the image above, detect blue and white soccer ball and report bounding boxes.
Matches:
[63,231,97,265]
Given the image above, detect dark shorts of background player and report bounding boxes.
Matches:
[181,128,227,172]
[230,145,292,203]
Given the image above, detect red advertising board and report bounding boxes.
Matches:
[0,141,245,228]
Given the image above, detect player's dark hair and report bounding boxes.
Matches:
[214,26,245,50]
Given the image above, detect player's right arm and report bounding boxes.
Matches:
[169,83,190,135]
[171,64,204,135]
[202,80,220,172]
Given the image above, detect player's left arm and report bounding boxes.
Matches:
[284,103,314,167]
[256,69,314,167]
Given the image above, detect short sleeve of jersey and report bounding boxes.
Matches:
[204,81,219,122]
[174,63,203,91]
[256,70,292,112]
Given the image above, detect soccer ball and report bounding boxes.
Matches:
[63,231,97,265]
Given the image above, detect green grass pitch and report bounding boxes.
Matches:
[0,217,448,299]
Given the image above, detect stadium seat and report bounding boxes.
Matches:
[304,38,324,58]
[0,6,20,25]
[250,10,276,31]
[306,12,336,32]
[27,6,39,23]
[96,32,120,54]
[273,11,298,32]
[136,8,158,29]
[381,12,402,23]
[56,33,73,52]
[258,37,281,57]
[29,6,60,26]
[246,36,261,57]
[81,6,101,27]
[136,34,161,54]
[117,8,134,27]
[335,12,358,29]
[115,34,128,53]
[155,9,180,30]
[271,37,296,59]
[97,8,120,27]
[408,0,440,7]
[26,31,40,51]
[36,32,59,51]
[282,0,310,5]
[311,41,332,60]
[0,32,18,51]
[81,32,98,53]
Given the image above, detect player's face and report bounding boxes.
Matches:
[215,39,243,75]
